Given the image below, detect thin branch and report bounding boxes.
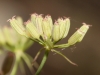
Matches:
[51,49,78,66]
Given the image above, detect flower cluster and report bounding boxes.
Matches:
[8,13,90,75]
[8,14,90,50]
[0,26,34,51]
[0,26,34,75]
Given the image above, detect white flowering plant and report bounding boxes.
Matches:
[8,13,90,75]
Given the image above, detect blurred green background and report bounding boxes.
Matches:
[0,0,100,75]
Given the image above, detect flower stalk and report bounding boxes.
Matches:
[32,47,44,64]
[35,49,50,75]
[10,50,22,75]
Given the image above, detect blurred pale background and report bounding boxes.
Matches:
[0,0,100,75]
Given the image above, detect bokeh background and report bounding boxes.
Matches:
[0,0,100,75]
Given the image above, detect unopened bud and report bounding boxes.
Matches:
[52,22,60,41]
[8,16,26,36]
[26,21,40,40]
[42,16,52,39]
[35,15,43,36]
[68,24,90,46]
[63,18,70,38]
[31,13,37,25]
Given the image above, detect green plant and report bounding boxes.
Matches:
[0,26,36,75]
[8,13,90,75]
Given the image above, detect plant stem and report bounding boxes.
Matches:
[51,49,78,66]
[35,49,49,75]
[10,50,23,75]
[54,44,69,48]
[10,54,20,75]
[32,47,44,65]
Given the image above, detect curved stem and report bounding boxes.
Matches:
[35,50,49,75]
[32,47,44,65]
[51,49,78,66]
[22,52,35,75]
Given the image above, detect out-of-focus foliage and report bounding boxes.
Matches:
[0,26,36,75]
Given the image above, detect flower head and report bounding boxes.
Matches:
[8,14,71,49]
[0,26,33,51]
[8,14,90,70]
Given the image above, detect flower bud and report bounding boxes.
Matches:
[58,18,66,39]
[68,24,90,46]
[78,23,90,42]
[45,15,53,31]
[16,16,23,25]
[8,16,26,36]
[26,21,40,40]
[42,17,52,39]
[31,13,37,26]
[58,18,70,39]
[35,15,43,36]
[52,22,60,42]
[63,18,70,38]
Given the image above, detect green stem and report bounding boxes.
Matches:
[32,47,44,65]
[51,49,78,66]
[10,50,23,75]
[35,50,49,75]
[10,54,20,75]
[22,53,35,75]
[54,43,69,48]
